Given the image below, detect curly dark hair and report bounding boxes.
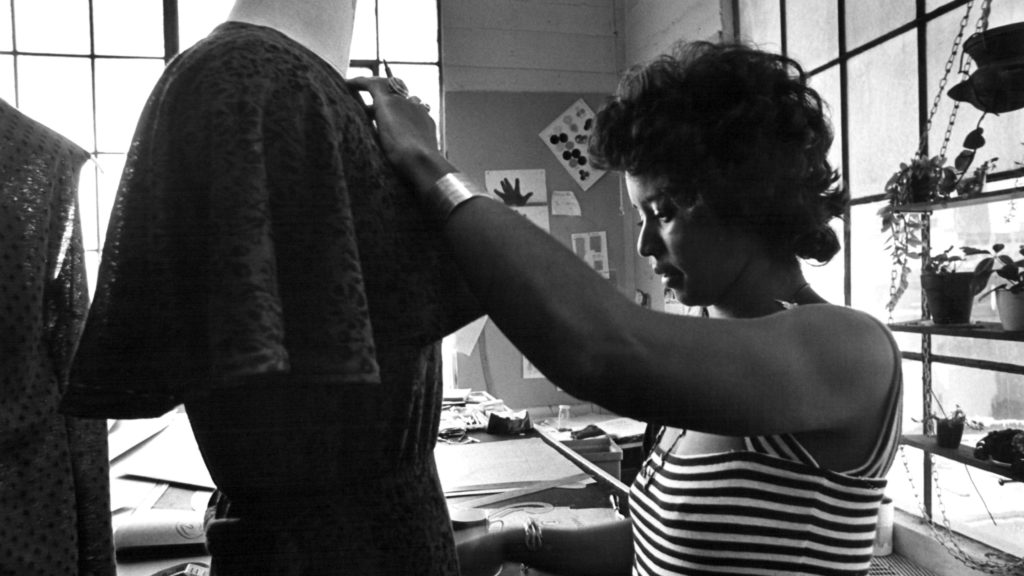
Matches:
[589,41,848,264]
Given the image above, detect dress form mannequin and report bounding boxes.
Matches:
[62,0,479,573]
[227,0,356,74]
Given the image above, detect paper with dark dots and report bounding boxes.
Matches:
[539,98,605,191]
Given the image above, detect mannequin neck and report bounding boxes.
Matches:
[227,0,357,74]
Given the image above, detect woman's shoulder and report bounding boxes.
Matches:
[774,304,900,373]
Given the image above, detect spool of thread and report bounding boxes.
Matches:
[873,496,894,556]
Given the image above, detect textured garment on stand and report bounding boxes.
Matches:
[0,99,115,576]
[62,21,481,576]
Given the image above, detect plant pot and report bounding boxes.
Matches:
[936,419,965,448]
[996,289,1024,331]
[909,172,937,203]
[921,272,978,324]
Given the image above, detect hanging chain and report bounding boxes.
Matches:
[899,446,1024,575]
[917,0,978,160]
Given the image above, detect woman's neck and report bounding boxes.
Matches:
[709,259,820,319]
[227,0,357,74]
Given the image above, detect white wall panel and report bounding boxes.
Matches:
[441,0,620,93]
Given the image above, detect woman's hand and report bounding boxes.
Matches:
[348,76,453,188]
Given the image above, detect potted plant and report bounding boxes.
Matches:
[886,154,958,204]
[926,405,984,449]
[879,155,958,313]
[920,245,990,324]
[879,129,989,313]
[954,157,998,198]
[974,244,1024,330]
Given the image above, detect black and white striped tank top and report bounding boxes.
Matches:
[629,322,902,575]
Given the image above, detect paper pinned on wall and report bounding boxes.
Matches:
[571,231,609,279]
[550,190,582,217]
[539,98,605,191]
[511,205,550,232]
[484,169,548,206]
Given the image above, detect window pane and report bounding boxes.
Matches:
[178,0,234,52]
[937,464,1024,558]
[17,56,94,151]
[85,250,100,299]
[386,63,440,124]
[801,219,845,304]
[93,0,164,56]
[786,0,838,70]
[350,0,377,61]
[95,152,126,249]
[14,0,90,55]
[379,0,437,62]
[78,161,99,252]
[845,0,914,51]
[0,55,13,103]
[95,58,165,151]
[850,202,913,322]
[809,67,843,178]
[846,31,918,201]
[0,0,12,51]
[738,0,781,53]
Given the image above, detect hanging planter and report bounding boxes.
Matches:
[948,22,1024,114]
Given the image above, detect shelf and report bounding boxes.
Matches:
[889,320,1024,342]
[901,434,1021,481]
[893,168,1024,213]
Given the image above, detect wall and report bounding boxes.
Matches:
[444,90,628,409]
[621,0,727,64]
[439,0,726,410]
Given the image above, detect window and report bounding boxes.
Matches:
[738,0,1024,561]
[0,0,440,296]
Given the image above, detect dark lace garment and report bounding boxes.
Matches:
[61,21,480,575]
[0,100,115,575]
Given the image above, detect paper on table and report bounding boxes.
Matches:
[112,413,214,489]
[434,437,589,494]
[484,506,619,531]
[594,417,647,443]
[455,316,488,356]
[108,412,176,461]
[110,476,164,513]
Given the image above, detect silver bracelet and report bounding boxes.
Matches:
[523,518,543,552]
[421,172,488,223]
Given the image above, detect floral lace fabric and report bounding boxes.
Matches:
[61,22,480,575]
[63,21,479,418]
[0,99,114,575]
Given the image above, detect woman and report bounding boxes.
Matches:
[354,40,902,576]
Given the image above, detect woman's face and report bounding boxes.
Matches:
[626,172,749,307]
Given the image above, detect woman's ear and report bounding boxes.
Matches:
[685,195,716,223]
